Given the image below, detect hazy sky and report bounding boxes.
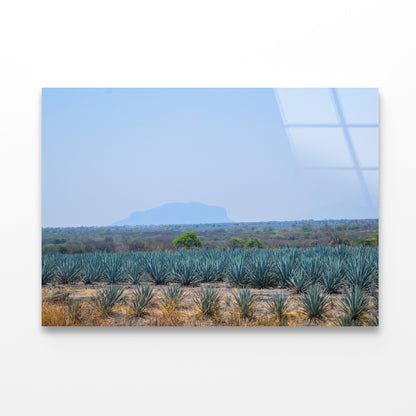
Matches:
[42,88,378,227]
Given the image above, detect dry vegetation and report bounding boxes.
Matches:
[42,219,378,254]
[42,282,378,327]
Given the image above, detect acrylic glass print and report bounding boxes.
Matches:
[42,88,379,327]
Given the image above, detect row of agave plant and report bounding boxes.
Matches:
[72,283,377,326]
[42,246,378,295]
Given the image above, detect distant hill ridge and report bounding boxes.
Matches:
[112,202,233,226]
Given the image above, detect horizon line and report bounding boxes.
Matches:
[42,217,379,229]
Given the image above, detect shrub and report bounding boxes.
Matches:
[42,255,56,285]
[144,254,170,285]
[300,286,331,324]
[161,285,185,310]
[287,272,311,294]
[55,257,82,284]
[82,257,102,284]
[300,257,324,283]
[66,301,82,325]
[248,257,276,288]
[130,285,154,317]
[66,240,85,254]
[127,238,146,252]
[200,249,228,281]
[232,289,257,319]
[91,238,116,253]
[103,256,125,284]
[320,259,345,294]
[84,244,94,253]
[336,314,353,326]
[92,285,125,316]
[367,312,379,326]
[125,257,143,285]
[227,256,248,287]
[193,286,222,317]
[346,256,377,291]
[372,295,379,312]
[197,259,217,283]
[228,237,244,249]
[275,255,298,288]
[56,244,68,254]
[267,294,289,325]
[338,286,370,326]
[355,237,378,247]
[171,257,200,286]
[42,244,57,254]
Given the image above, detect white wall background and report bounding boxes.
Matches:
[0,1,415,415]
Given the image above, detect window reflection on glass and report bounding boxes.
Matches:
[287,127,353,168]
[274,88,378,214]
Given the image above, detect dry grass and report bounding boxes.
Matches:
[41,283,378,327]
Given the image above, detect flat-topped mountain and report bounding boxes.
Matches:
[112,202,233,226]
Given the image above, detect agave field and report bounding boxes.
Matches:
[42,246,378,326]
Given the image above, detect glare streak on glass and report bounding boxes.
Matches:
[273,88,379,210]
[330,88,372,208]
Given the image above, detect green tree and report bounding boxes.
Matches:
[172,231,202,248]
[244,237,265,249]
[56,244,68,254]
[228,237,244,249]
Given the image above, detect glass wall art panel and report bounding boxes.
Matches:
[42,88,379,327]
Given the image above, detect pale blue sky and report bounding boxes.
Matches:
[42,88,378,227]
